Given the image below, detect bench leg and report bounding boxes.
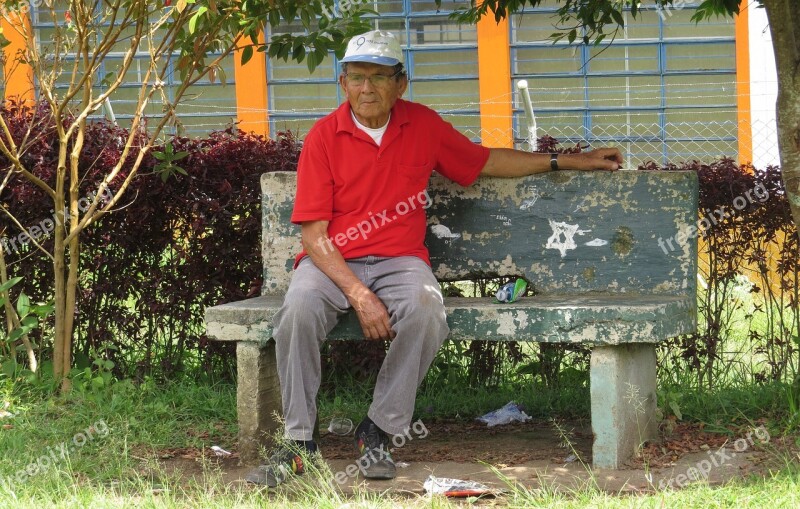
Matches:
[590,344,658,469]
[236,341,282,465]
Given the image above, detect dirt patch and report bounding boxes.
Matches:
[319,419,593,465]
[153,418,789,495]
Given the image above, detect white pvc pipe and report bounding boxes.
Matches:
[103,97,117,125]
[517,80,537,151]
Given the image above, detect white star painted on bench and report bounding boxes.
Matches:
[546,219,583,257]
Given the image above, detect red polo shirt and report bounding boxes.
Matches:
[291,99,490,266]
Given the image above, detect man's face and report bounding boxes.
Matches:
[340,62,407,129]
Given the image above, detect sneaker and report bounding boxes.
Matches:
[244,440,317,487]
[353,417,396,480]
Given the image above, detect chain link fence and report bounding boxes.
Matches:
[262,106,780,170]
[456,115,779,169]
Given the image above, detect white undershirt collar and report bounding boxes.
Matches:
[351,110,390,146]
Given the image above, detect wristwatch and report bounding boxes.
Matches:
[550,153,559,171]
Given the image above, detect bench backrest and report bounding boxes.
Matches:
[261,170,698,298]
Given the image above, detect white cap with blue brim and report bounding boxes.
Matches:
[340,30,403,66]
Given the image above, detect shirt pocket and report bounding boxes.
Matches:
[397,162,432,188]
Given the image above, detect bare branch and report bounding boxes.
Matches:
[0,204,56,263]
[64,16,146,139]
[58,0,144,114]
[64,10,245,241]
[0,110,57,198]
[0,243,39,372]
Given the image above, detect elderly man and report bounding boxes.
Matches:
[246,29,622,487]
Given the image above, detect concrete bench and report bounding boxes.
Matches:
[205,169,698,469]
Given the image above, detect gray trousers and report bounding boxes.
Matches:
[272,255,449,440]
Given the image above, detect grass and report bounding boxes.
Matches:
[495,468,800,508]
[319,370,591,428]
[2,283,799,509]
[1,370,799,507]
[5,462,800,509]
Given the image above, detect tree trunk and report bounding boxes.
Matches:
[52,215,72,392]
[52,129,71,392]
[763,0,800,241]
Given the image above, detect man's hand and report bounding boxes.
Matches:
[348,285,396,341]
[302,220,395,341]
[560,148,623,171]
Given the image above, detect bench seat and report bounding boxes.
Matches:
[206,293,695,346]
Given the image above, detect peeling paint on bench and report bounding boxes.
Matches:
[259,171,698,299]
[205,293,695,346]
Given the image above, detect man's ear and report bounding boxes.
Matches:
[397,76,408,98]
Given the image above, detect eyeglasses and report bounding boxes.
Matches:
[344,70,402,87]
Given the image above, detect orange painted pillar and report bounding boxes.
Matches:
[234,31,269,136]
[734,3,752,165]
[1,12,35,103]
[477,15,513,148]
